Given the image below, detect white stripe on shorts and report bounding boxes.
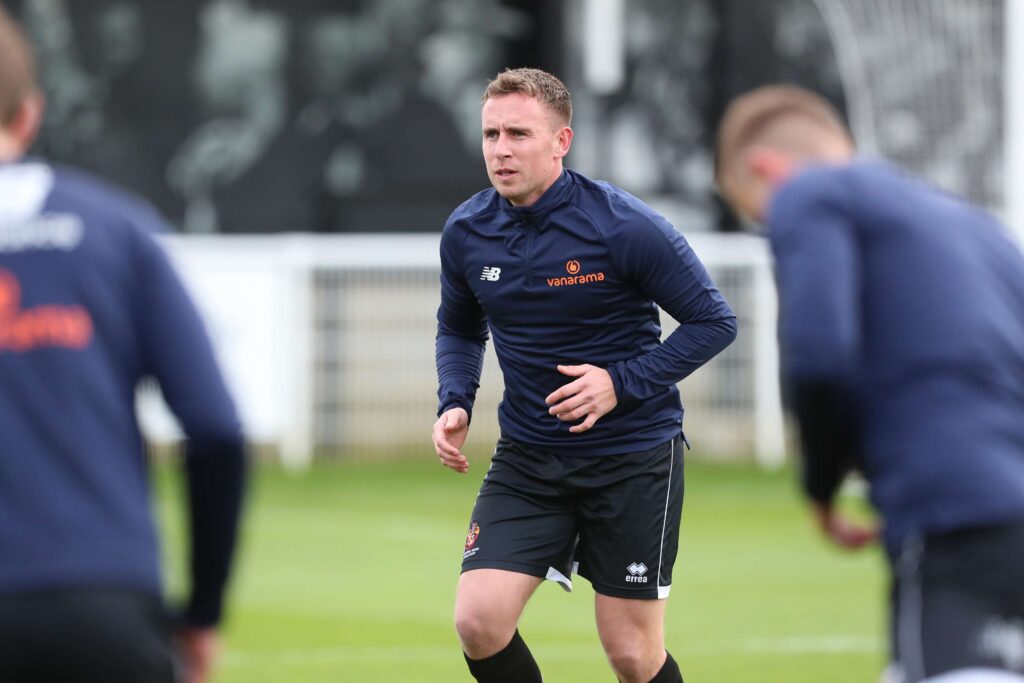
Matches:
[545,566,573,593]
[897,537,927,683]
[655,437,675,600]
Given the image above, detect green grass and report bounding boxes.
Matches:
[155,456,887,682]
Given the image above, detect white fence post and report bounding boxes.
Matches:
[1006,0,1024,246]
[751,258,787,468]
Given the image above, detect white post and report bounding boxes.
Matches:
[1006,0,1024,246]
[280,237,315,471]
[582,0,626,95]
[751,256,787,468]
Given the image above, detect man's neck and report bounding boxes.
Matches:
[0,133,24,163]
[511,165,564,208]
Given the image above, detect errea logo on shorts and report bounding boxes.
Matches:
[625,562,648,583]
[480,266,501,281]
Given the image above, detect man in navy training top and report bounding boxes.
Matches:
[433,67,737,683]
[0,8,246,683]
[715,84,1024,683]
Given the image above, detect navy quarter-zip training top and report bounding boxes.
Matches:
[768,160,1024,553]
[0,161,244,625]
[436,169,737,456]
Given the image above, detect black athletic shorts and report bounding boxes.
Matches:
[889,521,1024,682]
[461,433,685,600]
[0,588,179,683]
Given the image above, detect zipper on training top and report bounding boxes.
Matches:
[525,227,535,289]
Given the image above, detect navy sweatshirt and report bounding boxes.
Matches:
[0,161,245,626]
[768,160,1024,552]
[436,169,737,456]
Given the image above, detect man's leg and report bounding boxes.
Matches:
[595,594,681,683]
[574,435,685,683]
[455,568,544,682]
[455,438,579,682]
[456,568,543,657]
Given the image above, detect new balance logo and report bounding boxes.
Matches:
[480,266,501,281]
[625,562,649,583]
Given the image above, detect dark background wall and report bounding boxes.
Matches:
[1,0,866,233]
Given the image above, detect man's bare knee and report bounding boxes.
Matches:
[606,645,648,682]
[454,603,515,659]
[454,569,540,659]
[605,642,665,683]
[596,594,667,682]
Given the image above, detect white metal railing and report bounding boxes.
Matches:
[139,233,785,468]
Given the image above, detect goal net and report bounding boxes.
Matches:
[811,0,1006,211]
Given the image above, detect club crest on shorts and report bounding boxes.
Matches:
[463,521,481,559]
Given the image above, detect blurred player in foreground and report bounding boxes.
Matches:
[0,7,246,683]
[715,84,1024,683]
[432,68,736,683]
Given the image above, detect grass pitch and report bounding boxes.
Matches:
[156,455,886,682]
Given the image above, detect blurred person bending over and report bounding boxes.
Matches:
[433,68,737,683]
[715,84,1024,683]
[0,8,246,683]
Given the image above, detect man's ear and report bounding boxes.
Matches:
[8,91,45,152]
[553,125,573,159]
[746,145,792,185]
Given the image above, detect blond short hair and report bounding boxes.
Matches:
[714,84,852,188]
[0,5,36,126]
[482,68,572,126]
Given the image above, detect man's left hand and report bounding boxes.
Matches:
[545,364,618,434]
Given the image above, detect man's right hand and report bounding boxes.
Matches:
[433,407,470,473]
[176,627,218,683]
[812,502,878,550]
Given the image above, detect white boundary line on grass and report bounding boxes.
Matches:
[221,635,881,667]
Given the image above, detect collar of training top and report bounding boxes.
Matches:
[500,169,574,226]
[0,159,54,222]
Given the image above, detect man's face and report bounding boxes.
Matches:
[721,146,799,226]
[481,93,570,207]
[723,177,768,227]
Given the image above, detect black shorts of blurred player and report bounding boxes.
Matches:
[0,588,179,683]
[462,433,685,599]
[887,522,1024,683]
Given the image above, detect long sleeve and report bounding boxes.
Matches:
[788,380,860,504]
[605,214,737,405]
[182,436,246,626]
[435,223,488,420]
[135,231,246,627]
[769,176,862,504]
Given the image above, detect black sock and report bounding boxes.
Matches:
[648,651,682,683]
[464,629,542,683]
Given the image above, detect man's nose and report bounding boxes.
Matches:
[493,134,512,158]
